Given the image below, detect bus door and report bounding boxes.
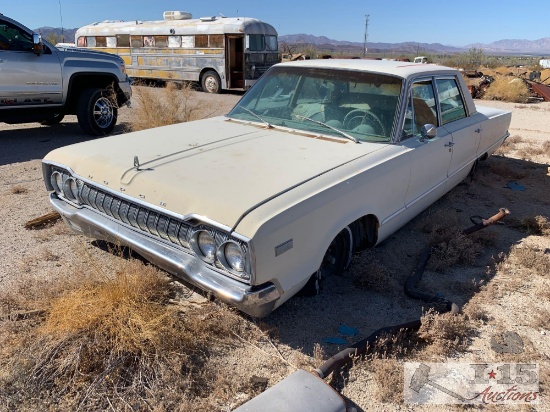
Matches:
[226,35,244,89]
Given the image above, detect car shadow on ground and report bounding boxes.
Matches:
[260,154,549,367]
[0,121,130,166]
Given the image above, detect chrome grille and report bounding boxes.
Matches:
[77,181,248,254]
[50,166,250,282]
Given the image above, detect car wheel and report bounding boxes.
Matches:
[299,227,353,296]
[77,88,118,136]
[40,113,65,126]
[201,70,221,94]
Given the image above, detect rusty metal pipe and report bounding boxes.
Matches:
[462,207,510,235]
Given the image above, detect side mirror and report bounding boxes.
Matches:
[420,124,437,142]
[32,33,43,55]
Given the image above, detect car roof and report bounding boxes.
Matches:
[275,59,456,79]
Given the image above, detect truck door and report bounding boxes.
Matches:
[226,35,244,89]
[0,18,63,108]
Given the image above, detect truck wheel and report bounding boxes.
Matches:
[40,113,65,126]
[77,88,118,136]
[201,70,221,94]
[299,227,353,296]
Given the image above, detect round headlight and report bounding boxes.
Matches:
[63,177,80,202]
[224,243,245,272]
[196,231,215,261]
[50,171,63,194]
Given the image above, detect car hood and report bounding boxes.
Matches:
[45,117,386,233]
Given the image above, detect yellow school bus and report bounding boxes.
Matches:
[75,11,278,93]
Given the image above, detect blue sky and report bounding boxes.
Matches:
[2,0,548,46]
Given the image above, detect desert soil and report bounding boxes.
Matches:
[0,93,549,411]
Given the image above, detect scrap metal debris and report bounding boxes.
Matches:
[24,211,61,229]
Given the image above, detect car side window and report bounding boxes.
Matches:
[436,78,467,124]
[402,80,438,138]
[0,20,34,52]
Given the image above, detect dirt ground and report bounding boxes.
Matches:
[0,94,549,411]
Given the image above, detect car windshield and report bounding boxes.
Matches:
[227,66,403,143]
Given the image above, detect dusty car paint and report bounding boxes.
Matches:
[43,60,511,316]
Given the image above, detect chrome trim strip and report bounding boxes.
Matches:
[381,207,405,226]
[49,195,279,317]
[405,179,446,209]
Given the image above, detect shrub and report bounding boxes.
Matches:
[129,82,211,131]
[483,76,530,103]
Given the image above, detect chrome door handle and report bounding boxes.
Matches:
[444,142,455,147]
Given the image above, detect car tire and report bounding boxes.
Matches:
[76,88,118,136]
[299,227,353,296]
[201,70,221,94]
[40,113,65,126]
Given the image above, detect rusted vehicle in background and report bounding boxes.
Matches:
[75,11,278,93]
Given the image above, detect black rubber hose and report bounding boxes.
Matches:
[404,246,455,311]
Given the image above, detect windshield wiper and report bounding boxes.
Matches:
[297,115,358,143]
[236,106,272,128]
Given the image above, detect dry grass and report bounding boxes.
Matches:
[541,69,550,84]
[369,359,404,403]
[0,256,252,411]
[516,141,550,160]
[352,252,397,292]
[494,134,522,156]
[417,309,473,357]
[511,245,550,275]
[483,76,531,103]
[521,215,550,236]
[10,185,27,195]
[129,82,213,131]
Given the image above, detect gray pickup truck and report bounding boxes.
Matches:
[0,14,131,135]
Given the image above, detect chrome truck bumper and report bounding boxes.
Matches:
[49,195,280,318]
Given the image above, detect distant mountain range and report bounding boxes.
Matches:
[34,27,77,43]
[279,34,550,55]
[33,27,550,55]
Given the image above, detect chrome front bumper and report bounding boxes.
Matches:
[50,195,280,317]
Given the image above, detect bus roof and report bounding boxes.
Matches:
[76,16,277,37]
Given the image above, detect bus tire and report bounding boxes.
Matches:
[76,88,118,136]
[201,70,221,94]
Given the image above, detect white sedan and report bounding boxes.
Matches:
[42,60,511,317]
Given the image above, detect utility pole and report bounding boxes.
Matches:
[363,15,370,58]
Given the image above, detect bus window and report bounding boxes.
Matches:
[209,35,224,48]
[94,37,107,47]
[168,36,181,48]
[154,36,168,48]
[117,34,130,47]
[130,36,142,48]
[143,36,155,47]
[247,34,264,51]
[266,35,277,51]
[106,37,116,48]
[195,35,208,48]
[77,37,86,47]
[86,37,96,47]
[181,36,194,48]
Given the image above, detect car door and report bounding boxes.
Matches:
[0,18,63,107]
[436,77,481,189]
[399,79,453,221]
